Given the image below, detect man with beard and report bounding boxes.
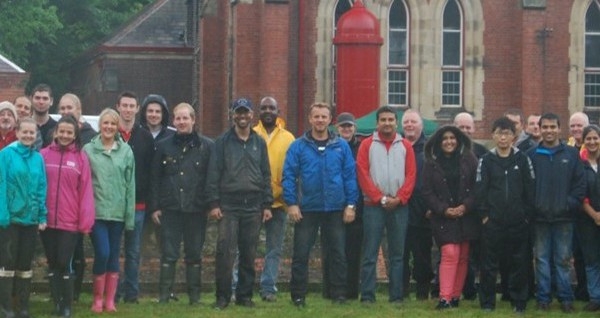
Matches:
[283,102,358,307]
[31,84,57,147]
[252,96,295,302]
[0,101,17,149]
[208,98,273,310]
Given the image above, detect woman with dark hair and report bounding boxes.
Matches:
[422,125,479,310]
[579,124,600,311]
[40,114,95,317]
[83,108,135,313]
[0,118,47,318]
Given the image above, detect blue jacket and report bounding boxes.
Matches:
[527,142,585,222]
[0,141,47,227]
[282,131,358,212]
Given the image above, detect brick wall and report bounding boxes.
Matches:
[0,73,29,102]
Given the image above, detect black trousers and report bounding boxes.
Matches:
[479,221,530,309]
[0,224,37,271]
[41,228,79,274]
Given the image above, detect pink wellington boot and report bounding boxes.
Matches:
[104,272,119,312]
[91,274,106,313]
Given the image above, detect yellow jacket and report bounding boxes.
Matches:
[253,121,296,208]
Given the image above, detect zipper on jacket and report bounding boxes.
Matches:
[54,150,64,227]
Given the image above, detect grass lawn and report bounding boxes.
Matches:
[26,292,599,318]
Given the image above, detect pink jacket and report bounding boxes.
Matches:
[41,142,95,233]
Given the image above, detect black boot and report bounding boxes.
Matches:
[60,274,74,318]
[158,263,176,304]
[14,272,32,318]
[186,264,201,305]
[72,258,85,303]
[0,275,15,318]
[47,271,61,316]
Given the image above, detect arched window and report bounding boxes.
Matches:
[388,0,409,107]
[441,0,463,107]
[585,0,600,108]
[332,0,354,107]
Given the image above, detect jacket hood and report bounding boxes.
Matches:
[5,141,36,158]
[47,141,79,153]
[424,125,472,161]
[140,94,170,128]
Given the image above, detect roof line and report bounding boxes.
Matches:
[0,53,25,73]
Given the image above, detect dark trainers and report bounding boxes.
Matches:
[536,302,550,311]
[261,294,277,302]
[450,298,460,308]
[213,298,229,310]
[560,302,575,313]
[584,302,600,312]
[436,299,451,310]
[235,298,256,308]
[293,298,306,308]
[332,296,347,304]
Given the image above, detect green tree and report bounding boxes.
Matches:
[0,0,62,67]
[0,0,152,97]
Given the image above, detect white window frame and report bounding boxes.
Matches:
[441,0,463,108]
[387,0,410,107]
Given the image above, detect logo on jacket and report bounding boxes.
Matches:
[66,161,76,167]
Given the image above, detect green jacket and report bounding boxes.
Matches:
[83,135,135,230]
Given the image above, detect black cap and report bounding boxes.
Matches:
[231,98,253,111]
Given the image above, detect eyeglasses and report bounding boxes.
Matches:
[493,131,514,137]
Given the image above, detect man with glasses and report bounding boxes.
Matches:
[476,117,535,313]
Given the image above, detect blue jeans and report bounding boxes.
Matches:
[577,220,600,303]
[260,207,287,296]
[360,205,409,302]
[117,210,145,300]
[91,220,124,274]
[290,211,346,300]
[535,222,574,304]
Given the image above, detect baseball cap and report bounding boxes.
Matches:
[231,98,253,112]
[336,112,356,126]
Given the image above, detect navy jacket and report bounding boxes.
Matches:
[527,142,585,223]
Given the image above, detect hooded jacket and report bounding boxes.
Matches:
[140,94,175,142]
[475,147,536,225]
[41,142,95,233]
[422,126,479,245]
[83,135,135,230]
[527,142,585,222]
[282,131,358,212]
[0,141,47,227]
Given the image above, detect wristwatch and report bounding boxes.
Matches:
[380,196,388,205]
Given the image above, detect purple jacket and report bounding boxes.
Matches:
[41,142,95,233]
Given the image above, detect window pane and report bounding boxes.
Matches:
[389,30,407,65]
[390,0,407,29]
[586,73,600,107]
[442,71,461,106]
[586,35,600,67]
[388,70,407,105]
[443,0,460,30]
[443,32,461,66]
[335,0,353,25]
[586,1,600,32]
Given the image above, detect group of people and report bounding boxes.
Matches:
[0,83,599,317]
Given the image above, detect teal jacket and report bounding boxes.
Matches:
[0,141,47,227]
[83,135,135,230]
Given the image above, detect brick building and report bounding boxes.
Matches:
[197,0,600,138]
[0,54,29,103]
[69,0,195,116]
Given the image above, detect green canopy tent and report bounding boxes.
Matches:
[353,109,438,136]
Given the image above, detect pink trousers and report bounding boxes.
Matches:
[439,241,470,301]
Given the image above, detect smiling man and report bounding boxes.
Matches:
[140,94,174,142]
[114,91,155,304]
[149,103,214,305]
[527,113,585,313]
[357,106,416,305]
[283,102,358,307]
[0,101,17,150]
[207,98,273,310]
